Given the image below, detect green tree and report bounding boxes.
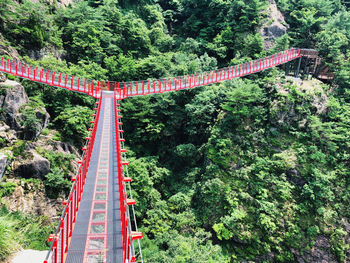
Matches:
[53,106,93,146]
[44,167,71,199]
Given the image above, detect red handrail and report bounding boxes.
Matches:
[43,89,102,263]
[114,89,143,263]
[111,48,302,99]
[0,48,304,101]
[0,59,101,98]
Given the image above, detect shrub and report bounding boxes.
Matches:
[21,109,40,139]
[0,182,16,197]
[52,131,62,141]
[6,74,16,80]
[36,148,75,174]
[16,214,55,250]
[12,140,26,157]
[20,97,46,140]
[0,88,6,96]
[41,128,49,136]
[44,167,71,198]
[0,138,6,148]
[53,106,93,147]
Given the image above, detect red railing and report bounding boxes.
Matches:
[111,48,302,99]
[0,48,303,101]
[114,89,143,263]
[43,89,102,263]
[0,57,102,98]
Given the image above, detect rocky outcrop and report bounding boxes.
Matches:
[0,72,6,82]
[0,80,29,130]
[259,0,288,49]
[36,110,50,133]
[12,150,50,179]
[28,45,67,61]
[0,152,8,180]
[54,141,80,156]
[0,123,19,147]
[272,78,329,128]
[28,129,80,157]
[286,169,307,187]
[0,80,50,140]
[0,42,21,61]
[21,106,50,140]
[292,236,337,263]
[1,178,61,221]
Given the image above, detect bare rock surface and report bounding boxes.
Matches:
[2,178,61,220]
[0,37,21,61]
[0,81,51,140]
[272,77,329,128]
[0,152,8,180]
[260,0,288,49]
[0,122,17,145]
[0,80,29,130]
[0,72,6,82]
[54,140,80,156]
[12,150,50,179]
[292,236,337,263]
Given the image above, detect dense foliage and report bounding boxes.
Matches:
[1,0,350,262]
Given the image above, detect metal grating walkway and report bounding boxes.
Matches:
[66,94,122,263]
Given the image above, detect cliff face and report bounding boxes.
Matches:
[259,0,289,49]
[0,153,7,180]
[0,80,50,141]
[0,77,79,221]
[2,178,61,221]
[1,80,29,131]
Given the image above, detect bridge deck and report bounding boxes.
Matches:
[66,94,122,263]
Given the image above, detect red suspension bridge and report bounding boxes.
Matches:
[0,48,314,263]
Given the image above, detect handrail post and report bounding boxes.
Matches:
[70,76,74,90]
[52,72,55,86]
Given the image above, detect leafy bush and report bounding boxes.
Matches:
[21,108,40,139]
[2,0,61,52]
[53,106,93,147]
[20,97,46,140]
[0,182,16,197]
[12,140,26,157]
[0,138,6,148]
[52,131,62,141]
[36,148,75,174]
[16,214,55,250]
[0,88,6,96]
[6,74,16,80]
[44,167,70,198]
[41,128,49,136]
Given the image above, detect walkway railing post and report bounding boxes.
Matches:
[295,57,302,78]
